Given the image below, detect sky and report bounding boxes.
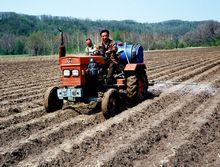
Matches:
[0,0,219,23]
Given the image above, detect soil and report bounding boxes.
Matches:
[0,47,220,167]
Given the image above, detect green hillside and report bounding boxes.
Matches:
[0,12,219,55]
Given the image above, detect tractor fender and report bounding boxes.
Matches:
[124,63,146,72]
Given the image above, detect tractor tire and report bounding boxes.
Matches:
[44,86,63,112]
[126,75,138,99]
[101,88,120,119]
[126,71,148,101]
[142,71,149,94]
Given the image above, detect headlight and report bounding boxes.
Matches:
[72,69,79,76]
[63,69,71,77]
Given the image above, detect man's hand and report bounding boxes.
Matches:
[105,50,111,54]
[109,53,118,64]
[96,45,102,50]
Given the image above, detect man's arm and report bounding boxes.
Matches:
[106,40,118,54]
[85,47,89,55]
[107,40,119,64]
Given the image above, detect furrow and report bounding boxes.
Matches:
[0,106,45,130]
[0,109,78,147]
[0,113,103,167]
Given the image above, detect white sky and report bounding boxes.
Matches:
[0,0,219,23]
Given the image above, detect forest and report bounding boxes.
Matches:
[0,12,220,55]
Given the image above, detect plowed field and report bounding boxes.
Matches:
[0,47,220,167]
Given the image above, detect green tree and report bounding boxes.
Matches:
[113,31,122,41]
[15,37,26,54]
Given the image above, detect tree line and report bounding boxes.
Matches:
[0,12,220,56]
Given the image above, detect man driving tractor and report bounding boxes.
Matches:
[96,29,120,84]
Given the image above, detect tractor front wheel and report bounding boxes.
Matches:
[44,86,63,112]
[101,89,120,119]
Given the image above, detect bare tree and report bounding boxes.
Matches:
[1,33,16,54]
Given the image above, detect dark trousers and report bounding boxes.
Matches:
[107,62,117,83]
[103,58,118,85]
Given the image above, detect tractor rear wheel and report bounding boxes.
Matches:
[126,71,148,101]
[101,88,120,119]
[44,86,63,112]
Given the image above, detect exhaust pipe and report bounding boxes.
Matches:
[58,28,66,58]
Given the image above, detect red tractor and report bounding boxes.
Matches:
[44,29,148,118]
